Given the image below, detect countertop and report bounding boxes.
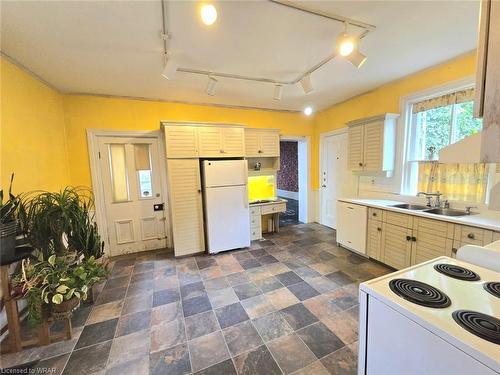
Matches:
[338,198,500,231]
[249,198,287,207]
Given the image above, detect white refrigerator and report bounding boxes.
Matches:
[202,160,250,254]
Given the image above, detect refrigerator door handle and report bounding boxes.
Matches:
[244,185,249,208]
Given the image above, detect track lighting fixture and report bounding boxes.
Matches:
[303,106,313,116]
[300,74,313,94]
[200,4,217,25]
[206,76,218,96]
[161,52,178,80]
[345,49,367,69]
[273,84,283,100]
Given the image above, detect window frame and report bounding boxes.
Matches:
[399,76,478,196]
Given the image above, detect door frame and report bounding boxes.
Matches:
[279,135,312,223]
[87,129,171,256]
[319,128,348,227]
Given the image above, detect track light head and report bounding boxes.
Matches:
[206,76,218,96]
[273,84,283,100]
[161,53,178,80]
[300,75,313,94]
[345,49,367,69]
[200,4,217,25]
[303,106,313,116]
[337,32,356,57]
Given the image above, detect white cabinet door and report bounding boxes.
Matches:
[347,125,364,171]
[244,129,261,157]
[381,223,412,269]
[198,127,223,157]
[362,121,384,171]
[260,131,280,156]
[167,159,205,256]
[221,127,245,157]
[163,126,198,158]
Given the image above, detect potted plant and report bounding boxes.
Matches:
[15,251,108,324]
[20,187,105,260]
[1,174,20,260]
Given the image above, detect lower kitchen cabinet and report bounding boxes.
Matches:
[367,218,383,260]
[363,205,500,269]
[381,223,413,269]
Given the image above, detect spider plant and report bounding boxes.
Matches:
[1,173,20,224]
[19,187,102,259]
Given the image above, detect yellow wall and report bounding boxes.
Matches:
[311,51,477,189]
[62,95,313,187]
[1,52,476,195]
[0,58,70,192]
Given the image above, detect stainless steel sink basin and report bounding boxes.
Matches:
[391,203,429,210]
[424,208,471,216]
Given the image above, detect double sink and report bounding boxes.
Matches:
[390,203,474,217]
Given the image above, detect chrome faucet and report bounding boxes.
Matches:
[417,191,443,208]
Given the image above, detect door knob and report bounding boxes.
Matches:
[322,184,326,188]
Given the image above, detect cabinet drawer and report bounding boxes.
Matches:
[249,206,261,216]
[414,217,455,239]
[457,225,490,246]
[261,203,286,215]
[384,211,413,228]
[250,216,261,227]
[250,228,261,240]
[369,208,383,221]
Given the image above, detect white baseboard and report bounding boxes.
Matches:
[277,189,299,200]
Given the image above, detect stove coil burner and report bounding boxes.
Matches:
[452,310,500,345]
[433,264,480,281]
[484,282,500,298]
[389,279,451,308]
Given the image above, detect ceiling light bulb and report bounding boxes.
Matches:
[337,33,355,57]
[206,76,218,96]
[273,84,283,100]
[304,106,313,116]
[201,4,217,25]
[300,75,313,94]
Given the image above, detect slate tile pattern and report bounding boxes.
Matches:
[2,223,392,374]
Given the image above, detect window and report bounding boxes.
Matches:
[108,144,130,203]
[403,86,487,202]
[134,144,153,199]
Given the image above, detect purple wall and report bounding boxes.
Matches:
[277,141,298,192]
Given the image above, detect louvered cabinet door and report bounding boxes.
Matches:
[411,217,453,265]
[167,159,205,256]
[381,223,412,270]
[367,218,383,261]
[222,127,245,157]
[164,126,198,158]
[260,131,280,156]
[347,125,364,170]
[244,129,261,157]
[198,127,223,157]
[362,121,384,171]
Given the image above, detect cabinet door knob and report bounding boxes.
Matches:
[377,227,382,232]
[467,233,475,240]
[452,247,458,254]
[412,236,417,242]
[406,235,411,241]
[372,213,377,217]
[358,162,363,167]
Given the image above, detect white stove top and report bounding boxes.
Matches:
[360,256,500,372]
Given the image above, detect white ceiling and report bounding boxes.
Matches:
[1,1,480,111]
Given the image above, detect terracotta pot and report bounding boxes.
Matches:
[96,255,111,271]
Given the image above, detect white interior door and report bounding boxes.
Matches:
[97,136,168,256]
[320,132,350,229]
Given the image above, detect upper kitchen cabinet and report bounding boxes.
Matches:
[163,125,199,158]
[347,113,399,174]
[474,0,500,162]
[198,126,245,157]
[244,128,280,157]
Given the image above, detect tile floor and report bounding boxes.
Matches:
[1,223,392,374]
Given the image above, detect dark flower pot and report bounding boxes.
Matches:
[0,220,17,260]
[52,296,80,314]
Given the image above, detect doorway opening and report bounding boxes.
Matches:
[277,136,311,226]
